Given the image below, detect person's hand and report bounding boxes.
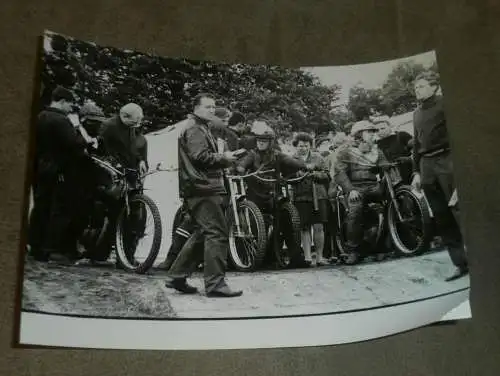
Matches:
[348,190,361,203]
[236,166,246,175]
[305,163,315,171]
[449,189,458,207]
[411,173,422,192]
[297,170,306,177]
[89,137,99,149]
[222,151,238,163]
[139,161,148,176]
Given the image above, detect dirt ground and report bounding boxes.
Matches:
[21,249,470,319]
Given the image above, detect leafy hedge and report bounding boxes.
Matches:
[40,31,341,135]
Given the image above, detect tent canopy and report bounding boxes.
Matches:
[145,118,190,170]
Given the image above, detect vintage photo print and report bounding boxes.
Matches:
[17,30,470,350]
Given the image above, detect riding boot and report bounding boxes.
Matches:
[158,226,191,270]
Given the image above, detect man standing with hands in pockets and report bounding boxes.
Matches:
[165,93,243,298]
[411,71,468,282]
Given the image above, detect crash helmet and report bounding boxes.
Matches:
[251,120,276,140]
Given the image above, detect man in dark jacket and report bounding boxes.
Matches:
[334,120,389,264]
[223,111,255,151]
[411,71,468,281]
[28,86,89,262]
[98,103,149,264]
[374,119,413,185]
[165,93,243,298]
[99,103,148,174]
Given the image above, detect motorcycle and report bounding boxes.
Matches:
[77,154,164,274]
[334,159,433,264]
[225,167,311,271]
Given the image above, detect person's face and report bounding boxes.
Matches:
[234,122,246,133]
[362,129,378,144]
[194,97,216,120]
[414,79,437,101]
[120,110,143,127]
[296,140,311,155]
[256,138,270,151]
[82,119,102,137]
[61,99,74,114]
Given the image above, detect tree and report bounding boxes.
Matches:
[346,86,388,121]
[41,31,341,135]
[380,61,431,115]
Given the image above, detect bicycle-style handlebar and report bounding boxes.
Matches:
[252,170,312,184]
[227,168,276,180]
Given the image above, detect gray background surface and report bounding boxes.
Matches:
[1,0,499,375]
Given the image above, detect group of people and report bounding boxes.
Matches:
[28,86,150,265]
[161,70,468,299]
[28,69,469,299]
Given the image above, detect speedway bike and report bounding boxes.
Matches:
[334,159,432,264]
[77,153,165,274]
[232,168,312,270]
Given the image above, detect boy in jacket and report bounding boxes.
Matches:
[236,121,315,268]
[292,132,331,266]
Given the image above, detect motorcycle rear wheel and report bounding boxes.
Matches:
[115,193,163,274]
[273,201,302,269]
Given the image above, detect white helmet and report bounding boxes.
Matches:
[251,120,275,140]
[119,103,144,127]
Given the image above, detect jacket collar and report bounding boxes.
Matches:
[46,106,68,116]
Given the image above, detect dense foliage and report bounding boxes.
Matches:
[41,32,341,134]
[347,61,439,122]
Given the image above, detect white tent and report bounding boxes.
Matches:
[389,111,414,136]
[143,118,190,262]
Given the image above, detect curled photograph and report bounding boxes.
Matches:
[17,30,470,350]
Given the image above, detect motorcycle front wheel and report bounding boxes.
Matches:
[115,193,163,274]
[387,185,432,257]
[227,199,267,272]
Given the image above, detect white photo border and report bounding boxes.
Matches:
[18,287,468,350]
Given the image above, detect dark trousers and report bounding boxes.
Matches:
[28,172,57,256]
[44,176,87,257]
[162,209,196,268]
[167,195,229,293]
[420,152,467,268]
[345,183,382,251]
[323,200,337,259]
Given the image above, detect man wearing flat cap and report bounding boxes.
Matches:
[100,102,149,175]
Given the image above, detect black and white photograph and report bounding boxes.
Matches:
[18,30,470,350]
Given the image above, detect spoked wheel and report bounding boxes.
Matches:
[273,201,302,269]
[228,200,267,272]
[115,194,163,274]
[79,216,113,262]
[387,185,432,257]
[334,198,349,257]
